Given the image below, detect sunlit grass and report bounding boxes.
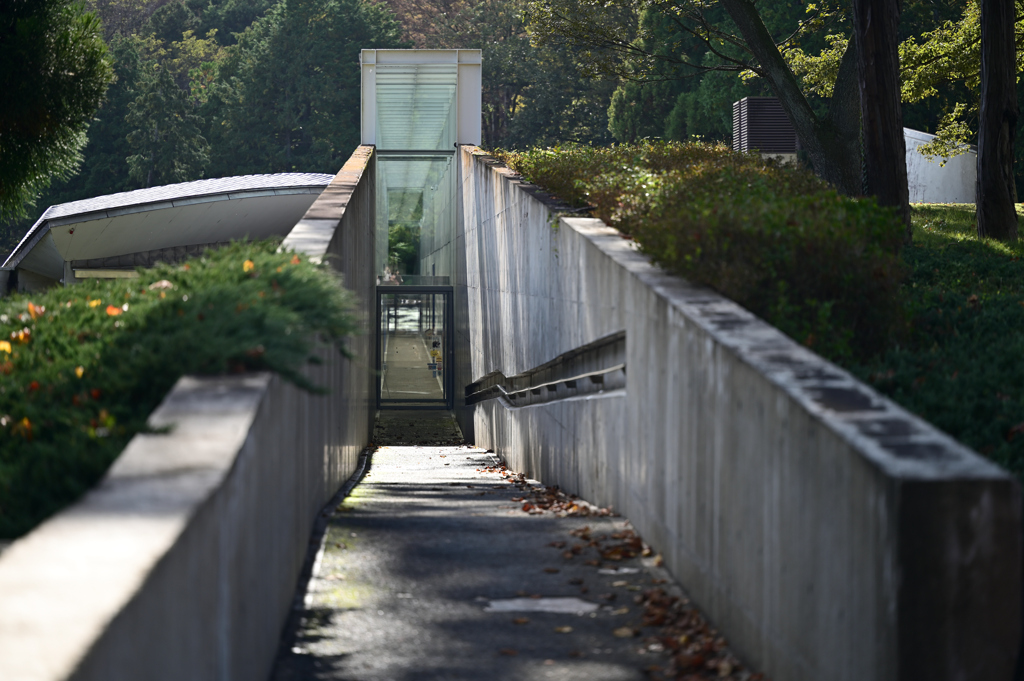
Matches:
[912,202,1024,256]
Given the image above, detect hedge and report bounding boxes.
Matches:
[0,240,357,538]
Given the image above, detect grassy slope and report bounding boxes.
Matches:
[850,204,1024,479]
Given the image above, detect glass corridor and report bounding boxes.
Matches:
[371,57,460,409]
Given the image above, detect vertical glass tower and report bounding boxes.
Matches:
[362,50,480,286]
[361,49,480,408]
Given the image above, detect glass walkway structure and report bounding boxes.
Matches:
[361,49,480,409]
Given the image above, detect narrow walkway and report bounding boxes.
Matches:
[380,334,444,401]
[271,412,757,681]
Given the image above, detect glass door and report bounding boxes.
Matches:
[377,286,452,409]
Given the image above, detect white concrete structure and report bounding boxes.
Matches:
[3,173,333,291]
[359,49,482,149]
[905,127,977,203]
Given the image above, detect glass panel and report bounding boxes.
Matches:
[375,64,458,151]
[379,291,447,404]
[376,154,455,285]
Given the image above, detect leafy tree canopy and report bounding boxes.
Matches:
[0,0,114,221]
[787,0,1024,160]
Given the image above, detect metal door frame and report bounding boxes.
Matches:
[376,285,454,410]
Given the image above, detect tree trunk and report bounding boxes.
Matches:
[976,0,1019,241]
[852,0,911,241]
[720,0,861,195]
[825,34,864,192]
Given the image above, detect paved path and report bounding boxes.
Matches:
[380,334,444,402]
[271,412,755,681]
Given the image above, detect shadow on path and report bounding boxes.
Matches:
[270,411,754,681]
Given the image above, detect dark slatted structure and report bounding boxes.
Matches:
[732,97,798,153]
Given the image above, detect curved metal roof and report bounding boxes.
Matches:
[5,173,334,270]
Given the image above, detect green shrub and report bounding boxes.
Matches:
[497,141,906,360]
[0,240,357,538]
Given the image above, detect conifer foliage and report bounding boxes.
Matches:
[0,0,114,221]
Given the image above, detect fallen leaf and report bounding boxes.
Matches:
[16,416,33,440]
[543,567,560,573]
[499,648,518,656]
[676,653,705,670]
[613,627,636,638]
[512,617,529,625]
[554,626,573,633]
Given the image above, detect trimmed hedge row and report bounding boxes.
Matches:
[497,142,907,360]
[0,240,356,538]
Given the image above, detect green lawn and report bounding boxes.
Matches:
[849,204,1024,479]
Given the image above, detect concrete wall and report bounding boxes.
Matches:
[456,146,1021,681]
[0,146,377,681]
[905,127,977,203]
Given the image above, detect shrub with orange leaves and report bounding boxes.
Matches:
[0,240,356,539]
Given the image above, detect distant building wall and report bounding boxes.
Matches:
[732,101,976,204]
[904,127,977,203]
[456,146,1020,681]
